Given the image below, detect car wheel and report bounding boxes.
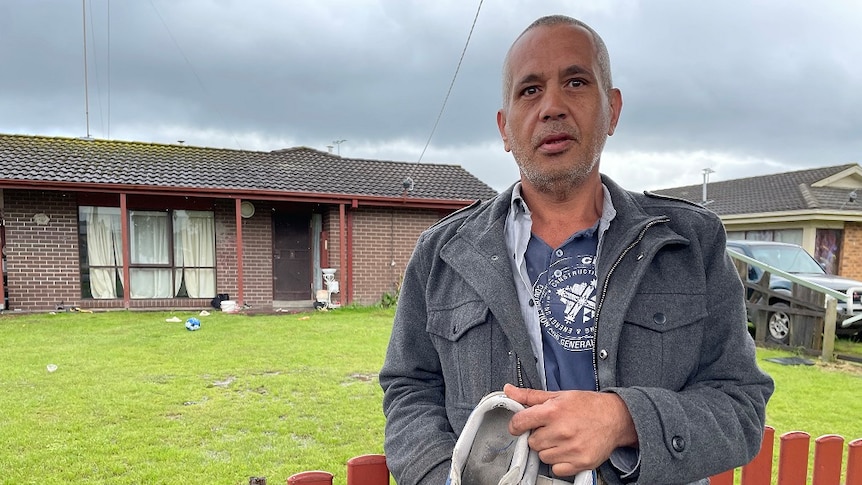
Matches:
[767,302,791,345]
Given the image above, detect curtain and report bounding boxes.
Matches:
[173,211,215,298]
[81,207,123,299]
[130,211,171,298]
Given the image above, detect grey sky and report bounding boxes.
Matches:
[1,0,860,192]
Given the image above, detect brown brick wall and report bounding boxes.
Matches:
[3,190,81,311]
[213,200,274,309]
[349,207,445,305]
[1,188,451,311]
[841,222,862,280]
[1,191,277,312]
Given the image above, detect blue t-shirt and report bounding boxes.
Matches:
[525,226,599,392]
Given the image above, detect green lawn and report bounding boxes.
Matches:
[0,307,860,484]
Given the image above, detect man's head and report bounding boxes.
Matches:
[502,16,613,109]
[497,15,622,195]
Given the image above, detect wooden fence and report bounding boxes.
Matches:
[258,426,862,485]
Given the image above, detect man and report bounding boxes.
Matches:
[380,15,773,485]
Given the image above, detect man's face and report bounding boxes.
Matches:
[497,24,622,193]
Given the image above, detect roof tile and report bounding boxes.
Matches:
[0,134,498,202]
[652,164,860,215]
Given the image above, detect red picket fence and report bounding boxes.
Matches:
[274,426,862,485]
[710,426,862,485]
[284,455,389,485]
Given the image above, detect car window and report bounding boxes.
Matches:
[749,246,825,274]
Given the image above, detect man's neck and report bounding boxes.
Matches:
[520,177,604,249]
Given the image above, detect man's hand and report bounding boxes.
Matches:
[504,383,638,477]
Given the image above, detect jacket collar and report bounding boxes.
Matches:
[439,184,542,387]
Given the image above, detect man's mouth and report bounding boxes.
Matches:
[538,133,574,152]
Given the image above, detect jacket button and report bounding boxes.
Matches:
[598,349,608,360]
[672,436,685,452]
[653,313,667,325]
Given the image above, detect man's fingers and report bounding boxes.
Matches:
[504,384,561,436]
[503,383,558,406]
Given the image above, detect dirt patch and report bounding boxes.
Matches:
[820,357,862,376]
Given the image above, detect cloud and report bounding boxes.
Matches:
[1,0,860,193]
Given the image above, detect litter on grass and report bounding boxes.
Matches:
[165,316,181,323]
[46,364,58,373]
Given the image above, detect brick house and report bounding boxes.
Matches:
[654,164,862,279]
[0,134,497,312]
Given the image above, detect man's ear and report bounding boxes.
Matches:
[607,88,623,136]
[497,109,511,152]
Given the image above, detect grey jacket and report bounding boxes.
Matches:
[380,176,774,485]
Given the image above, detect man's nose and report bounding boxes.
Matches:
[539,86,567,120]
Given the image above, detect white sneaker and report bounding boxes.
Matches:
[447,391,540,485]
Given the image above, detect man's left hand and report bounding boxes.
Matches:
[504,383,638,477]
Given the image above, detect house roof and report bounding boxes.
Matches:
[652,164,862,216]
[0,134,498,208]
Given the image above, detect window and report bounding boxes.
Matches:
[739,229,803,246]
[814,229,842,275]
[79,207,123,299]
[79,207,216,299]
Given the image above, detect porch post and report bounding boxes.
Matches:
[339,203,349,305]
[120,193,130,310]
[235,198,245,306]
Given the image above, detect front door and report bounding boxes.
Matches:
[272,212,312,301]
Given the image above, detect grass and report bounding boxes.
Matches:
[0,307,390,484]
[1,307,861,484]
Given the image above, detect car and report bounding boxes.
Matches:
[726,240,862,344]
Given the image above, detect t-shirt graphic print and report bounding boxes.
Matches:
[526,232,599,392]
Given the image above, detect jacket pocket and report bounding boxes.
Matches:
[618,293,706,389]
[427,299,490,341]
[427,299,493,406]
[624,293,707,333]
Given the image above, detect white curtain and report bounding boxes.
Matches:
[81,207,123,299]
[173,211,215,298]
[130,211,171,298]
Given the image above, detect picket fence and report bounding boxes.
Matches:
[257,426,862,485]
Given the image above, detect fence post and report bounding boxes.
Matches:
[742,426,775,485]
[847,438,862,485]
[347,454,389,485]
[821,296,837,362]
[777,431,810,485]
[812,434,843,485]
[287,471,334,485]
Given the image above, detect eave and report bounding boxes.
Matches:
[720,209,862,225]
[0,179,475,211]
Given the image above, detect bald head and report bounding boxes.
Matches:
[501,15,613,110]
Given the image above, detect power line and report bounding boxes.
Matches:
[146,0,245,150]
[413,0,484,168]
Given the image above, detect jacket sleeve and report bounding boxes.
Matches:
[605,218,774,484]
[379,236,455,485]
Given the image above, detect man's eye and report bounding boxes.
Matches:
[521,86,539,96]
[567,79,586,88]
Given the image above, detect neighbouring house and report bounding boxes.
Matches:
[653,164,862,279]
[0,134,498,312]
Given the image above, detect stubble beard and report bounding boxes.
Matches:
[511,135,605,198]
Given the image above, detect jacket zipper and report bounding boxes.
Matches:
[592,217,670,388]
[516,356,524,388]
